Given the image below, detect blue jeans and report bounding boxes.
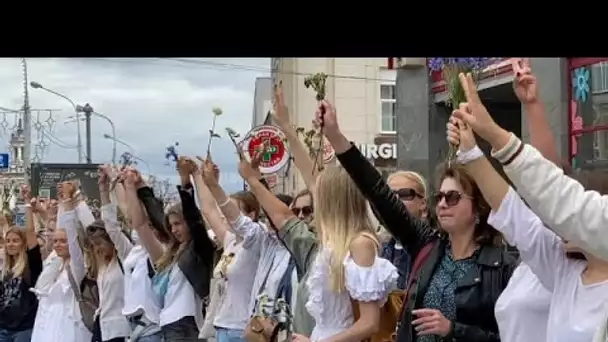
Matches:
[0,328,32,342]
[137,332,163,342]
[215,328,244,342]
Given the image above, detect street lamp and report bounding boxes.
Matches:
[30,81,83,163]
[76,105,117,164]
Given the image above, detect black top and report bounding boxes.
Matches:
[335,144,516,342]
[0,245,43,331]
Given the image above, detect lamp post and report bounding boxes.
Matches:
[75,105,116,164]
[30,81,83,163]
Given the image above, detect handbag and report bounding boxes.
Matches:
[66,264,99,333]
[244,256,296,342]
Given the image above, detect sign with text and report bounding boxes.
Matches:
[30,163,101,204]
[358,143,397,160]
[0,153,9,169]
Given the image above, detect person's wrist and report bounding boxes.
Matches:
[324,128,341,142]
[487,124,511,151]
[523,98,541,107]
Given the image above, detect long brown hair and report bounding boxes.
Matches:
[157,204,184,272]
[436,163,503,247]
[231,191,261,222]
[84,219,118,279]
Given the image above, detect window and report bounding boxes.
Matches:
[569,58,608,169]
[591,62,608,94]
[381,84,396,132]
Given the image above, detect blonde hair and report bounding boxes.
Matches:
[156,204,185,272]
[387,170,428,198]
[2,227,28,280]
[314,166,378,292]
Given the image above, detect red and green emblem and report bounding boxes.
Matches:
[243,125,289,174]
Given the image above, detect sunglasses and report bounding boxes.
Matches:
[292,206,313,217]
[394,188,423,201]
[433,190,471,207]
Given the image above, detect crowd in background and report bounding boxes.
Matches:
[1,58,608,342]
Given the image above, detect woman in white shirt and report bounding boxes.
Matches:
[31,191,93,342]
[61,179,131,342]
[98,166,165,342]
[122,161,211,342]
[448,112,608,342]
[294,165,397,342]
[197,158,265,342]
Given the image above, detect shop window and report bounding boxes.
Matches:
[569,58,608,169]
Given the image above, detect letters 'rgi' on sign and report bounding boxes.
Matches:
[358,143,397,160]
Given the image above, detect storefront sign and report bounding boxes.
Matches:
[358,143,397,160]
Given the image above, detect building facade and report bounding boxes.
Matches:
[271,58,398,195]
[395,57,608,187]
[252,77,273,127]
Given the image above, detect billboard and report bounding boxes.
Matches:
[30,163,101,204]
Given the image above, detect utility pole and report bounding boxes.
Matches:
[21,58,31,183]
[82,103,93,164]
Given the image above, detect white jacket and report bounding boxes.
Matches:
[492,136,608,342]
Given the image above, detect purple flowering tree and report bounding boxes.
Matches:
[427,58,498,109]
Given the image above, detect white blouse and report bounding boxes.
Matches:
[101,203,161,325]
[213,232,258,330]
[81,203,130,340]
[306,248,398,340]
[489,187,608,342]
[494,262,551,342]
[31,209,91,342]
[159,263,203,327]
[229,213,289,313]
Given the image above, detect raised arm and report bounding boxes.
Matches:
[319,100,433,257]
[513,59,562,166]
[98,165,133,261]
[453,71,608,261]
[449,117,564,290]
[21,186,38,250]
[202,160,243,225]
[272,84,319,192]
[57,182,86,282]
[123,169,164,261]
[193,159,231,244]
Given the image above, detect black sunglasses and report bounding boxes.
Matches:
[394,188,423,201]
[433,190,470,207]
[292,205,313,217]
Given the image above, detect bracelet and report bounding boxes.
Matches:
[218,198,231,208]
[456,146,485,165]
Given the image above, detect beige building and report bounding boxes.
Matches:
[270,58,397,195]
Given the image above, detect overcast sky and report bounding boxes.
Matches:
[0,58,271,193]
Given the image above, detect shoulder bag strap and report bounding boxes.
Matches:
[65,263,84,302]
[251,253,276,315]
[396,241,436,326]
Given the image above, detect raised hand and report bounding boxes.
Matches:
[447,106,476,152]
[238,150,263,180]
[511,58,538,104]
[451,73,500,144]
[98,164,112,191]
[271,83,290,127]
[316,100,339,139]
[201,158,220,186]
[20,184,32,202]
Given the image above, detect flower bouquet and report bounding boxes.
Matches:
[427,58,497,162]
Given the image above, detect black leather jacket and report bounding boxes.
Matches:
[336,144,516,342]
[137,183,214,300]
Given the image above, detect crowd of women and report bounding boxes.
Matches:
[1,57,608,342]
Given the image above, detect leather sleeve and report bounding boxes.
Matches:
[451,322,501,342]
[335,143,434,257]
[136,186,166,234]
[177,183,214,264]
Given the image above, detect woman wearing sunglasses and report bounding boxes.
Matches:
[320,99,515,342]
[381,171,428,289]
